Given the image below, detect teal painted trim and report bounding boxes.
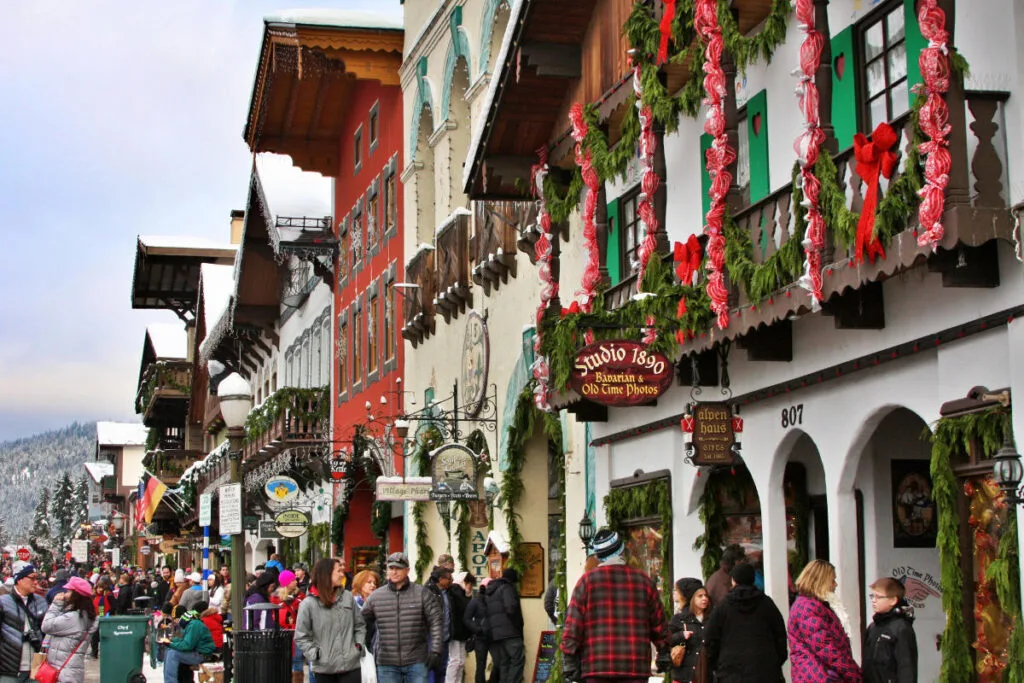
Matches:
[440,11,473,123]
[585,423,595,516]
[606,198,621,285]
[409,57,435,162]
[700,133,713,217]
[479,0,510,77]
[746,90,770,203]
[831,26,858,150]
[499,329,537,471]
[903,0,926,97]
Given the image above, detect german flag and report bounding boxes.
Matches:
[140,472,168,524]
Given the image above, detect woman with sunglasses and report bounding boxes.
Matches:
[41,577,97,683]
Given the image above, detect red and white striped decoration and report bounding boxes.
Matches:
[530,149,557,412]
[915,0,953,251]
[569,104,602,321]
[694,0,734,330]
[793,0,827,309]
[633,64,661,294]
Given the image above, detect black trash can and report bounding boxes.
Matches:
[233,603,294,683]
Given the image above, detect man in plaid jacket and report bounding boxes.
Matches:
[561,529,671,682]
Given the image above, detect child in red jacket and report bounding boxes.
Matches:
[198,601,224,649]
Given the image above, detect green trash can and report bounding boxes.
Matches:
[99,615,150,682]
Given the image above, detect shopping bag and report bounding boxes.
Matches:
[30,652,47,679]
[360,649,377,683]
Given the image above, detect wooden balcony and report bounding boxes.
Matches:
[203,394,223,433]
[401,247,436,347]
[605,92,1014,348]
[243,387,327,464]
[136,360,191,427]
[472,201,537,293]
[142,449,202,486]
[435,212,472,323]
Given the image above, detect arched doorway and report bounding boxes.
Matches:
[783,433,828,581]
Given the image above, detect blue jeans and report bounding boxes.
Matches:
[378,662,428,683]
[164,649,206,683]
[292,648,315,682]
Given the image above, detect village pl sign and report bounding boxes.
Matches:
[569,340,673,407]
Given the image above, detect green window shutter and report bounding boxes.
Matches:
[903,0,926,95]
[831,26,859,150]
[746,90,770,202]
[700,133,713,217]
[606,199,622,285]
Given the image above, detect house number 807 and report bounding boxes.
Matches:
[781,405,804,428]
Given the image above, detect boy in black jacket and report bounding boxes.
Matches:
[863,577,917,683]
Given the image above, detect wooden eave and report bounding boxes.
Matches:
[233,170,280,328]
[466,0,778,199]
[130,240,235,316]
[243,23,403,177]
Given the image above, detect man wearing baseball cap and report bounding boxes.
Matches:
[0,562,47,682]
[561,529,671,682]
[178,572,207,613]
[362,552,443,683]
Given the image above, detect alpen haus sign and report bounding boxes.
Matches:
[688,402,736,466]
[569,340,673,407]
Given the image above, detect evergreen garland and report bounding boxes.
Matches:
[412,426,443,581]
[692,466,753,579]
[244,386,329,443]
[604,477,674,614]
[305,522,331,566]
[929,408,1014,682]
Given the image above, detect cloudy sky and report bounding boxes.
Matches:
[0,1,401,441]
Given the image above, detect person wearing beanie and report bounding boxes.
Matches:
[161,603,216,683]
[483,568,525,683]
[669,578,711,683]
[0,563,46,681]
[561,529,672,682]
[703,561,788,683]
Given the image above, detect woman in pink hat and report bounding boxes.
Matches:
[41,576,97,683]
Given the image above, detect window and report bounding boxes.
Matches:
[384,170,398,237]
[368,292,379,377]
[369,103,379,152]
[352,203,364,272]
[354,126,364,173]
[618,188,642,276]
[272,371,278,393]
[860,2,909,130]
[368,184,380,253]
[313,328,321,388]
[384,280,396,364]
[352,307,363,387]
[297,352,303,389]
[338,216,350,285]
[337,313,348,399]
[321,318,331,387]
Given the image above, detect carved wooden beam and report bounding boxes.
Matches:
[520,43,582,78]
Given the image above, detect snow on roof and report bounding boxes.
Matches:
[404,242,436,268]
[255,154,333,221]
[462,0,525,192]
[484,530,510,555]
[264,9,403,31]
[84,461,114,485]
[138,235,237,252]
[199,264,236,334]
[96,422,149,447]
[435,208,473,236]
[146,324,187,360]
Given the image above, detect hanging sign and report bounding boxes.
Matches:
[140,545,152,556]
[375,477,434,501]
[264,476,300,504]
[429,444,480,501]
[70,541,88,563]
[219,483,243,535]
[274,509,311,538]
[569,340,673,407]
[199,493,212,527]
[683,402,738,466]
[259,520,283,539]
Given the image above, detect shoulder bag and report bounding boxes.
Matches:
[35,632,88,683]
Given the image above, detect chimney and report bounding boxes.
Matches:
[230,209,245,245]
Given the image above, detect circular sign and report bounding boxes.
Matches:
[15,548,30,562]
[274,509,311,538]
[265,476,300,504]
[140,545,152,555]
[461,311,489,418]
[568,340,674,407]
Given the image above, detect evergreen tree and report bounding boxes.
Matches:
[74,474,90,529]
[0,515,8,549]
[30,487,51,552]
[51,473,74,550]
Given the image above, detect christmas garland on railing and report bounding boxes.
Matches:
[244,386,329,442]
[605,477,674,614]
[929,408,1017,682]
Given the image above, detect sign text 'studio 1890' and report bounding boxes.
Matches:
[568,340,674,408]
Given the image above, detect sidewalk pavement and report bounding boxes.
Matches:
[84,653,162,682]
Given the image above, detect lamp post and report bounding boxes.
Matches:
[993,429,1023,506]
[219,373,253,636]
[578,512,595,552]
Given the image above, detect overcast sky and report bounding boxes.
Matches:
[0,1,401,441]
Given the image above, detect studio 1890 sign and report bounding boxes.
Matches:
[569,340,673,407]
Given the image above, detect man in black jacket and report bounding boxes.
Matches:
[426,567,454,682]
[463,578,496,683]
[0,564,47,682]
[703,563,787,683]
[484,569,524,683]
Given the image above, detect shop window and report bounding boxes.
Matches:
[354,125,364,174]
[369,102,380,153]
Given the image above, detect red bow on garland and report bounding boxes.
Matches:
[673,234,703,286]
[561,301,582,317]
[852,122,900,264]
[658,0,678,64]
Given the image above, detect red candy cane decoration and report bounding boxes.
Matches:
[793,0,826,308]
[530,149,557,412]
[915,0,952,250]
[633,65,661,295]
[569,103,600,345]
[694,0,734,329]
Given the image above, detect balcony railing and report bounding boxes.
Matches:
[401,246,436,347]
[136,360,191,426]
[142,449,203,485]
[203,394,223,432]
[435,212,472,322]
[605,92,1012,317]
[472,201,536,293]
[243,386,327,463]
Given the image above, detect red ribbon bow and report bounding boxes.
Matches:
[658,0,677,64]
[673,234,703,286]
[561,301,581,317]
[853,122,899,264]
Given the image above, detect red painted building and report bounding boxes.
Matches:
[243,11,406,568]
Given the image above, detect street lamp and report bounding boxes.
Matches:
[219,372,252,636]
[578,512,595,552]
[993,429,1023,506]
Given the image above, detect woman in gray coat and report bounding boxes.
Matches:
[294,558,366,683]
[41,576,97,683]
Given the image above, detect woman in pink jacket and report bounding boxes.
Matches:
[787,560,862,683]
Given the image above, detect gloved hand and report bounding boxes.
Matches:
[655,648,673,673]
[562,654,581,682]
[426,652,442,671]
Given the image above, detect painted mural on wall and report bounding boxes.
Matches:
[891,459,937,548]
